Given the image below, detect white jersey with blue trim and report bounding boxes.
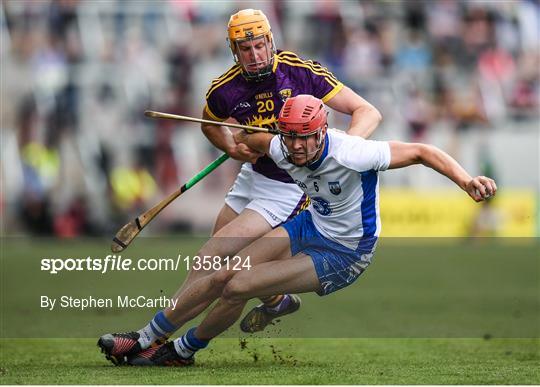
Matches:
[268,129,391,250]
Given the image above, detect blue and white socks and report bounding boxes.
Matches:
[137,312,210,358]
[137,310,178,349]
[173,327,209,359]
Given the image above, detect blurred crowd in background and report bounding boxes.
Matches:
[1,0,538,237]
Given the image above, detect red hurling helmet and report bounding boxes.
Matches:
[278,95,327,136]
[277,95,328,165]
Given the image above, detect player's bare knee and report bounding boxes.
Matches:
[221,276,251,302]
[187,266,211,281]
[209,268,235,290]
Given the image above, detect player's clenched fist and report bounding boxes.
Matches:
[229,131,263,163]
[233,130,249,145]
[465,176,497,202]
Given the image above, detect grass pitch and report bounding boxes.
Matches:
[1,338,539,384]
[1,237,539,384]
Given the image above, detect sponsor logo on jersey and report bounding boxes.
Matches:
[232,101,251,113]
[307,174,321,180]
[279,88,292,101]
[294,179,307,189]
[255,92,273,100]
[328,181,342,195]
[312,196,332,216]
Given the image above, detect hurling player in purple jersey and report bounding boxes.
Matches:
[198,9,381,332]
[97,9,382,366]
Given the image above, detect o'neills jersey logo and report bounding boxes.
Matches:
[279,89,292,101]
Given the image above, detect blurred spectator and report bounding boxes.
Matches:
[403,86,434,142]
[403,0,426,31]
[307,2,346,63]
[343,26,382,89]
[477,42,516,123]
[426,0,462,52]
[48,0,82,63]
[437,79,487,131]
[53,195,94,237]
[395,30,432,78]
[16,95,59,235]
[1,0,538,236]
[110,148,157,215]
[509,52,539,120]
[461,6,495,68]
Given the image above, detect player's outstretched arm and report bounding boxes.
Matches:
[233,131,273,155]
[387,141,497,202]
[326,86,382,139]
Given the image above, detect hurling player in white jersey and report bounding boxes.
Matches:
[97,9,382,367]
[124,94,496,366]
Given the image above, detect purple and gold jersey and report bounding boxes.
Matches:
[205,50,343,183]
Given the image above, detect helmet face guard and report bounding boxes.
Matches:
[229,34,275,81]
[227,9,275,81]
[278,129,326,167]
[277,95,328,167]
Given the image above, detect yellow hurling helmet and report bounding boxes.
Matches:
[227,9,276,81]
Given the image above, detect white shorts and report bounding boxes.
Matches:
[225,163,307,227]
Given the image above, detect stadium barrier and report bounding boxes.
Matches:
[379,188,537,237]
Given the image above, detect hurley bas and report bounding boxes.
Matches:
[40,295,178,311]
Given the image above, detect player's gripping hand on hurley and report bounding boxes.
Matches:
[229,130,263,163]
[465,176,497,202]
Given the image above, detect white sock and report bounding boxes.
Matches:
[137,311,177,349]
[137,323,160,349]
[173,327,209,359]
[173,337,195,359]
